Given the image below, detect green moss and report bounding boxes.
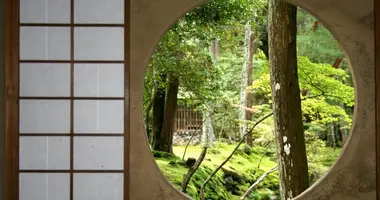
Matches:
[154,143,280,200]
[152,150,180,159]
[154,143,340,200]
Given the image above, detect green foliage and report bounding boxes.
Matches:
[146,1,354,199]
[250,56,354,127]
[302,98,352,125]
[297,8,345,64]
[297,56,354,106]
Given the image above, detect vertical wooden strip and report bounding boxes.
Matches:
[70,0,74,200]
[195,107,198,129]
[185,108,188,130]
[375,0,380,198]
[0,0,6,198]
[180,107,184,131]
[180,107,182,131]
[5,0,19,199]
[190,106,193,129]
[124,0,130,199]
[175,109,178,131]
[184,108,186,130]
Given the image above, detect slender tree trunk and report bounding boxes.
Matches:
[342,127,349,146]
[312,21,319,31]
[240,22,251,139]
[210,38,219,61]
[160,76,180,153]
[228,120,233,144]
[200,39,219,147]
[152,74,166,150]
[145,100,153,142]
[268,1,309,199]
[331,124,336,153]
[202,108,215,147]
[246,32,255,147]
[332,57,343,69]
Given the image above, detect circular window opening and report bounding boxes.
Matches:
[143,1,354,199]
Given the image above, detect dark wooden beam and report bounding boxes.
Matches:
[5,0,19,199]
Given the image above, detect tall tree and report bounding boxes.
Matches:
[202,39,220,147]
[161,76,180,153]
[152,74,179,153]
[151,74,167,151]
[239,22,251,139]
[246,31,255,146]
[268,0,309,199]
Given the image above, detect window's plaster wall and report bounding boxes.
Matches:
[130,0,375,199]
[0,0,374,199]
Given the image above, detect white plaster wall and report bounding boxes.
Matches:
[130,0,375,199]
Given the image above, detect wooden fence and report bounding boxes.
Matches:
[175,105,203,132]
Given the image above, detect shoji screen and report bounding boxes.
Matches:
[17,0,128,199]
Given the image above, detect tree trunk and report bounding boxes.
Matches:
[246,31,255,147]
[160,76,180,153]
[268,1,309,199]
[239,22,251,139]
[342,127,349,146]
[145,100,153,142]
[202,108,215,147]
[152,74,166,150]
[332,57,343,69]
[312,21,319,31]
[331,124,336,153]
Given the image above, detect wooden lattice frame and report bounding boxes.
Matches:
[5,0,130,199]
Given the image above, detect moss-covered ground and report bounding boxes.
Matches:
[154,142,341,200]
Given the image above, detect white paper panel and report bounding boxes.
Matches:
[20,0,70,23]
[74,0,124,24]
[74,64,124,97]
[74,100,123,133]
[74,27,124,60]
[20,63,70,97]
[74,137,123,170]
[20,173,70,200]
[20,137,70,170]
[74,173,123,200]
[20,27,70,60]
[20,100,70,133]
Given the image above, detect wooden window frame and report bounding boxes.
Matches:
[376,0,380,198]
[5,0,130,199]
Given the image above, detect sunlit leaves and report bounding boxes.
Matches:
[250,56,354,126]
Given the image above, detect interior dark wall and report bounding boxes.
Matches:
[0,0,5,198]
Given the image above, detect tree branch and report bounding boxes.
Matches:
[181,146,208,192]
[198,84,337,199]
[239,165,278,200]
[199,112,273,200]
[182,118,207,161]
[232,104,258,113]
[257,141,273,169]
